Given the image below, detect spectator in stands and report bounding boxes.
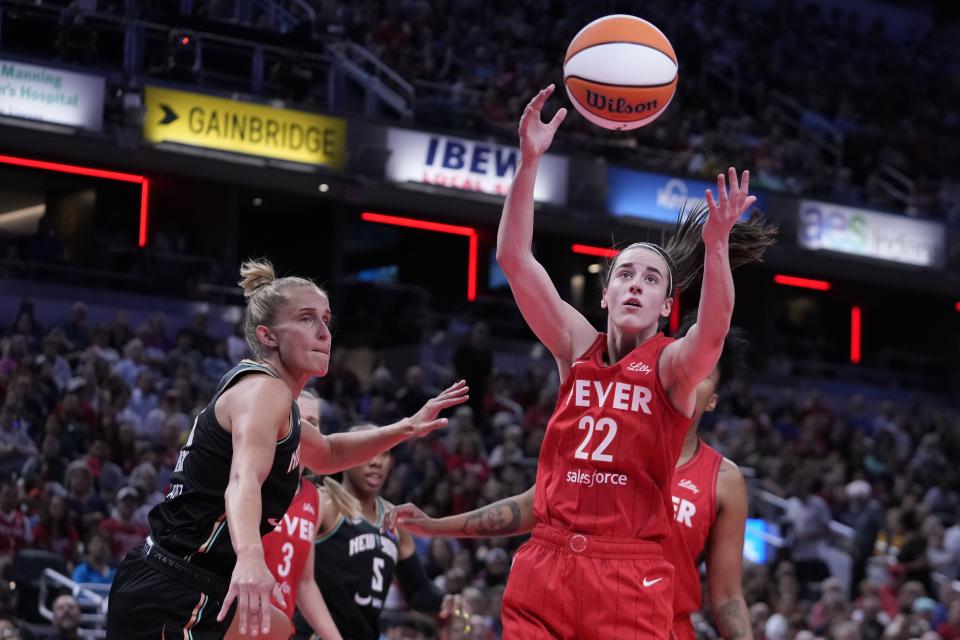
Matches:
[937,600,960,639]
[842,479,886,595]
[70,529,115,586]
[20,433,69,487]
[83,326,118,365]
[36,338,71,393]
[128,463,164,524]
[59,303,89,352]
[31,494,78,568]
[0,618,21,640]
[0,481,30,572]
[62,461,106,537]
[452,322,492,422]
[0,407,38,478]
[113,339,146,387]
[45,594,81,640]
[785,475,832,587]
[99,486,148,561]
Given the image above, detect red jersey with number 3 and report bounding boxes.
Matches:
[263,479,319,621]
[533,332,692,540]
[666,440,724,624]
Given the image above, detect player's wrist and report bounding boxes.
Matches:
[235,543,266,561]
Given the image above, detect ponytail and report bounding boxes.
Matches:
[322,477,362,525]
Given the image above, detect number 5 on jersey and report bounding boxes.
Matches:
[574,416,618,462]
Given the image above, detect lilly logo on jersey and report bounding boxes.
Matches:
[627,361,653,375]
[678,479,700,494]
[566,469,629,487]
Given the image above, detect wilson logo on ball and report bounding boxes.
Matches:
[584,90,659,115]
[563,14,678,131]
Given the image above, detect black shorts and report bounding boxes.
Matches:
[106,541,235,639]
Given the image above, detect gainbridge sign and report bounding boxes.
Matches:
[143,86,346,168]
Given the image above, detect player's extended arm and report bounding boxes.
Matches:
[495,86,596,371]
[296,543,344,640]
[300,381,468,474]
[705,459,752,640]
[660,169,756,415]
[216,375,290,633]
[384,485,536,538]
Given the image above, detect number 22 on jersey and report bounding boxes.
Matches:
[574,416,619,462]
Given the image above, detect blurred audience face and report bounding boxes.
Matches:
[52,595,81,630]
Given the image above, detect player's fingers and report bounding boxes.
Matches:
[419,418,449,433]
[705,189,718,214]
[549,107,567,130]
[260,589,272,635]
[217,588,236,622]
[728,166,740,194]
[235,590,250,635]
[717,173,728,204]
[742,195,757,212]
[434,395,469,410]
[740,169,750,196]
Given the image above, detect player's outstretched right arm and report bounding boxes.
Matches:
[496,85,596,373]
[383,485,536,539]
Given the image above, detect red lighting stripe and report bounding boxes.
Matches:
[571,244,619,258]
[955,301,960,312]
[773,274,832,291]
[361,212,478,302]
[850,306,861,364]
[0,154,150,247]
[361,212,475,237]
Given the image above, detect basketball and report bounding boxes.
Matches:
[563,14,678,130]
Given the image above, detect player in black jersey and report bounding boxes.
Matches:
[292,425,443,640]
[107,260,468,639]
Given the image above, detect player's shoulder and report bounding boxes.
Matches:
[716,456,748,505]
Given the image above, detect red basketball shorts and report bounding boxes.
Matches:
[502,524,675,640]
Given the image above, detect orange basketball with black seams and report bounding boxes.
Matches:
[563,14,679,130]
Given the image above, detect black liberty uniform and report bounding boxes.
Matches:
[292,498,398,640]
[107,361,302,639]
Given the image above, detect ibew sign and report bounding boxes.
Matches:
[385,128,568,205]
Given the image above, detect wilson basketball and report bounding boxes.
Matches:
[563,14,679,130]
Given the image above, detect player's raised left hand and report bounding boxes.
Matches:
[703,167,757,245]
[407,380,469,437]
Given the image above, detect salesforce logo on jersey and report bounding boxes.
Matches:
[607,167,766,223]
[798,200,944,268]
[385,128,569,205]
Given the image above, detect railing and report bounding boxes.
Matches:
[38,568,107,638]
[327,41,415,121]
[770,90,844,173]
[867,163,917,212]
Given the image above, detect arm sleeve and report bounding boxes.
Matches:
[395,553,443,613]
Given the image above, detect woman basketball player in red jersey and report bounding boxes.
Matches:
[107,259,468,639]
[385,327,754,639]
[664,322,752,640]
[260,389,344,640]
[390,84,774,639]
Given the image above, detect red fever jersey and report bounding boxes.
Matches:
[263,479,319,621]
[665,440,724,636]
[534,333,692,540]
